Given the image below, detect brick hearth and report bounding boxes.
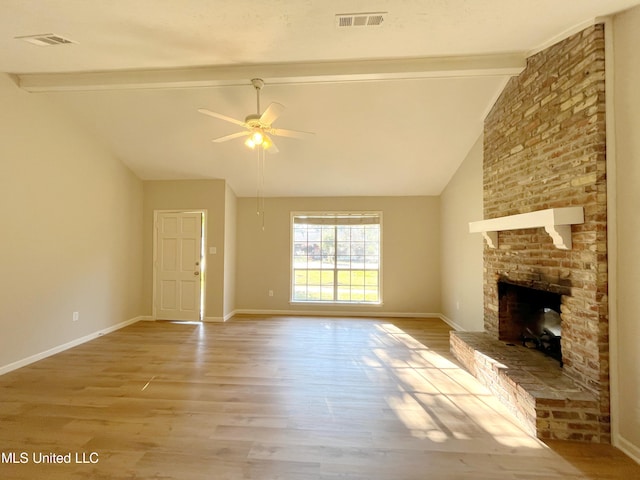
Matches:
[451,332,600,441]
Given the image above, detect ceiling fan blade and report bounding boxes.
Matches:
[212,131,250,143]
[198,108,246,127]
[260,102,285,126]
[270,127,315,139]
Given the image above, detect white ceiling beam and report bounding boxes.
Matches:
[14,53,526,92]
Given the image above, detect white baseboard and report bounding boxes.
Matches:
[0,315,145,376]
[146,316,228,323]
[223,310,237,322]
[616,435,640,465]
[203,310,239,322]
[438,314,466,331]
[231,308,441,319]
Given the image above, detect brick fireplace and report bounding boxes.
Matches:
[451,24,610,442]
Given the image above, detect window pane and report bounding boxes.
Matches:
[365,287,379,302]
[321,241,334,255]
[337,270,350,285]
[309,242,322,258]
[307,285,321,301]
[307,270,321,285]
[350,270,365,286]
[321,286,334,301]
[308,227,321,242]
[364,256,378,269]
[337,241,350,255]
[336,255,350,269]
[365,226,379,242]
[365,243,379,256]
[293,256,307,268]
[351,286,365,301]
[365,271,378,286]
[351,226,365,242]
[293,285,307,300]
[294,227,307,242]
[308,248,322,267]
[294,270,307,285]
[322,227,335,242]
[337,286,351,301]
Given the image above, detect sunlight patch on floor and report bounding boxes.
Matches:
[371,322,549,450]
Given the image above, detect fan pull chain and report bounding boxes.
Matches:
[256,150,261,215]
[256,147,266,230]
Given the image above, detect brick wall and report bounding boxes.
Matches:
[482,25,609,439]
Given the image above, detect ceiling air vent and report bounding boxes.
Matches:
[336,12,386,28]
[15,33,76,46]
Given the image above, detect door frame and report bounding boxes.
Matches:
[152,209,207,321]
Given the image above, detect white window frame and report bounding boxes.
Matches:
[290,211,383,305]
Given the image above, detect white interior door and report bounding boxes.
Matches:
[154,211,204,321]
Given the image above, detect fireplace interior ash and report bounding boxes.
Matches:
[521,307,563,366]
[498,281,564,366]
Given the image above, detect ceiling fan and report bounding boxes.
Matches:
[198,78,313,153]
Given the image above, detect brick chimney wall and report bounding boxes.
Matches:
[482,24,609,438]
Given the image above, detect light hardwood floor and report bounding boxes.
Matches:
[0,315,637,479]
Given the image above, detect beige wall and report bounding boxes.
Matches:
[236,196,441,315]
[142,179,228,320]
[223,184,237,318]
[440,135,484,331]
[613,5,640,458]
[0,74,143,369]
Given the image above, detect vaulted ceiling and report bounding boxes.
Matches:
[2,0,639,196]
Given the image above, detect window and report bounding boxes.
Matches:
[291,212,381,304]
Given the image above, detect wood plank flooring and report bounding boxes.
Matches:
[0,315,637,479]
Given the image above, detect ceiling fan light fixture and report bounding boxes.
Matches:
[246,132,274,150]
[250,130,265,146]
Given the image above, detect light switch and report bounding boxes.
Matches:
[209,246,217,255]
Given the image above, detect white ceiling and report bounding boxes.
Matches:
[2,0,639,197]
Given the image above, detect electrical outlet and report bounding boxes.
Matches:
[73,311,79,322]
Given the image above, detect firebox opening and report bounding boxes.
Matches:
[498,282,563,365]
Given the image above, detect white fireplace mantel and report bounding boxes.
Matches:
[469,207,584,250]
